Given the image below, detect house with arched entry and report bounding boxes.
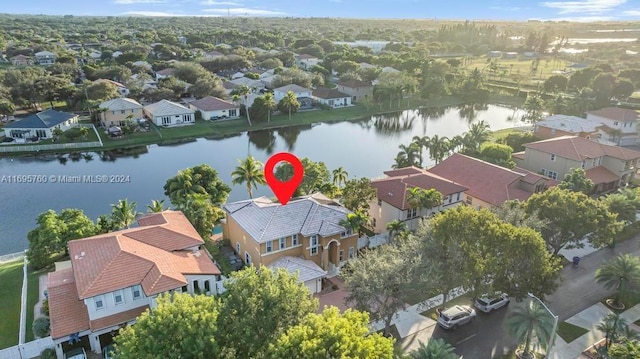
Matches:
[222,193,358,293]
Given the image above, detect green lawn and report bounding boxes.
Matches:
[556,321,589,343]
[24,269,45,342]
[0,260,24,349]
[420,295,474,320]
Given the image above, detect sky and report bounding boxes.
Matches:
[0,0,639,22]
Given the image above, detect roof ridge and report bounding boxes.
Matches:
[78,235,130,298]
[261,202,280,242]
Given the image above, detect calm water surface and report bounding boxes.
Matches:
[0,104,524,255]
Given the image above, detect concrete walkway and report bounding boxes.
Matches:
[548,303,640,359]
[33,274,48,321]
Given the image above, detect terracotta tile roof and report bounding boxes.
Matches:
[312,87,350,99]
[429,153,553,206]
[189,96,238,111]
[337,79,373,88]
[585,166,620,184]
[90,305,149,332]
[524,136,640,161]
[48,269,90,339]
[587,107,639,122]
[68,211,219,299]
[371,167,468,210]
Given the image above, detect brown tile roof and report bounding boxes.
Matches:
[11,54,29,60]
[585,166,620,184]
[371,168,468,210]
[90,305,149,332]
[429,153,553,206]
[587,107,639,122]
[48,269,90,339]
[524,136,640,161]
[512,151,525,160]
[189,96,238,111]
[68,211,219,299]
[383,167,423,177]
[312,87,350,99]
[337,79,372,88]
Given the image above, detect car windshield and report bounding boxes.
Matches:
[477,298,490,306]
[440,313,451,321]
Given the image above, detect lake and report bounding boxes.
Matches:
[0,104,524,255]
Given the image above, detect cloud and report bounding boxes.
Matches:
[199,0,242,5]
[622,9,640,16]
[202,7,286,15]
[122,11,190,16]
[539,0,626,14]
[530,15,615,21]
[114,0,168,4]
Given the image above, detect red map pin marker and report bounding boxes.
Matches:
[264,152,304,205]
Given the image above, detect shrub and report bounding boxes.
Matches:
[41,298,49,316]
[33,317,50,338]
[40,348,56,359]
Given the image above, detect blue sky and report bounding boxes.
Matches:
[1,0,639,21]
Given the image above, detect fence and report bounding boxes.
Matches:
[357,233,389,250]
[0,124,103,153]
[0,252,25,264]
[0,337,54,359]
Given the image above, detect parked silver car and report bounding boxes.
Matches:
[474,293,510,313]
[437,305,476,330]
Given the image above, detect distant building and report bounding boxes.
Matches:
[187,96,240,120]
[586,107,640,146]
[336,80,373,103]
[144,99,195,127]
[35,51,56,65]
[10,54,32,66]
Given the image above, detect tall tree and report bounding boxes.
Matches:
[464,120,491,152]
[522,94,546,124]
[410,339,459,359]
[504,300,555,358]
[332,167,349,188]
[595,254,640,309]
[110,199,138,229]
[181,193,225,238]
[268,307,395,359]
[386,220,407,244]
[412,135,431,167]
[557,168,594,194]
[597,313,628,349]
[164,164,231,207]
[339,210,370,237]
[277,91,300,121]
[602,189,640,224]
[231,156,266,199]
[216,268,318,359]
[115,293,221,359]
[274,157,330,196]
[341,177,377,212]
[263,92,276,123]
[427,135,450,165]
[146,199,167,213]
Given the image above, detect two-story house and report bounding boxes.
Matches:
[586,107,640,146]
[35,51,56,65]
[513,136,640,194]
[222,193,358,291]
[295,54,320,70]
[98,98,144,128]
[336,80,374,103]
[368,167,468,233]
[533,114,605,141]
[428,153,557,208]
[47,211,221,358]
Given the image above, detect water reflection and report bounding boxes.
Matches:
[418,106,448,119]
[457,103,489,122]
[372,111,416,136]
[248,130,276,154]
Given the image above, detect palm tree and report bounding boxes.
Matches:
[263,92,276,123]
[231,156,266,199]
[234,85,252,126]
[111,199,139,229]
[412,135,430,167]
[410,339,459,359]
[545,95,567,115]
[339,210,369,237]
[597,313,628,349]
[464,120,491,151]
[522,94,546,124]
[386,220,407,244]
[332,167,349,187]
[280,91,300,121]
[427,135,450,165]
[392,152,411,169]
[397,143,421,167]
[595,254,640,308]
[505,300,555,358]
[79,126,89,140]
[146,199,166,213]
[602,189,640,223]
[570,88,594,117]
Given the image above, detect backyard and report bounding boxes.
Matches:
[0,260,23,349]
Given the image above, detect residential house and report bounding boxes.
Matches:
[35,51,56,65]
[3,109,79,141]
[229,77,265,92]
[111,51,123,59]
[273,84,313,106]
[47,211,222,358]
[132,61,153,70]
[359,62,377,69]
[534,114,605,141]
[513,136,640,194]
[222,193,359,285]
[428,153,556,208]
[188,96,240,120]
[99,98,144,128]
[222,81,239,96]
[380,66,400,74]
[155,68,175,81]
[95,79,130,98]
[586,107,640,146]
[336,79,374,103]
[144,99,195,127]
[312,88,352,108]
[10,54,32,66]
[231,71,245,80]
[295,54,320,70]
[368,167,468,233]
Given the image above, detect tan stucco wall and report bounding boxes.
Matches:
[336,85,373,102]
[101,108,143,127]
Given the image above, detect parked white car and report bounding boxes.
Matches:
[474,293,510,313]
[64,348,87,359]
[437,305,476,330]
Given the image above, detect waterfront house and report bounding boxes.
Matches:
[428,153,556,208]
[368,167,468,233]
[585,107,640,146]
[312,88,352,108]
[98,98,144,129]
[144,99,195,127]
[47,211,221,358]
[534,114,605,141]
[35,51,56,65]
[222,193,358,287]
[10,54,32,66]
[273,84,313,106]
[3,109,78,141]
[187,96,240,120]
[336,79,373,103]
[513,136,640,194]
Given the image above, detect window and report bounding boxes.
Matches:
[466,196,473,205]
[614,121,619,126]
[193,280,200,293]
[456,192,461,202]
[581,161,586,169]
[36,130,46,138]
[310,235,319,256]
[162,116,172,125]
[114,290,124,304]
[540,168,547,176]
[340,229,352,238]
[348,247,355,259]
[181,285,188,293]
[339,249,344,262]
[266,241,273,253]
[204,280,210,293]
[547,170,558,180]
[121,110,126,114]
[550,154,556,161]
[406,208,417,219]
[132,285,142,300]
[94,295,105,310]
[279,237,286,250]
[245,252,252,265]
[292,234,299,246]
[372,218,376,227]
[236,242,240,254]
